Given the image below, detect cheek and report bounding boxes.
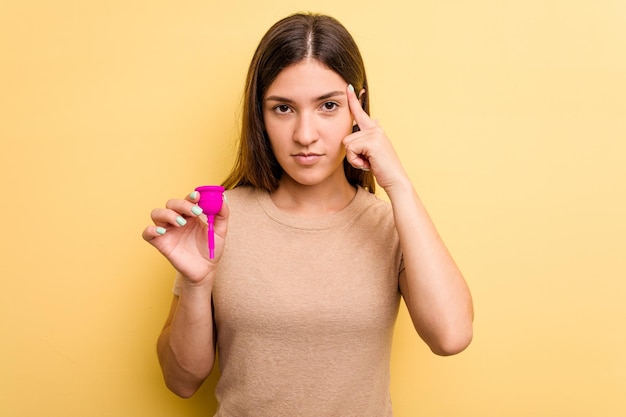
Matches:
[324,118,353,143]
[322,109,354,133]
[263,119,288,145]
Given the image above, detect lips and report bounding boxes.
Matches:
[292,152,322,165]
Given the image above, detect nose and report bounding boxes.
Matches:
[293,112,319,146]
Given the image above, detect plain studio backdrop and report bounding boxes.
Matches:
[1,1,624,416]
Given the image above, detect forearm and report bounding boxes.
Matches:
[386,178,473,355]
[157,282,216,398]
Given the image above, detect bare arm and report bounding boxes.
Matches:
[344,84,473,355]
[143,190,229,395]
[387,179,473,355]
[157,281,216,397]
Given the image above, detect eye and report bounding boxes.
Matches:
[274,104,292,114]
[321,101,339,112]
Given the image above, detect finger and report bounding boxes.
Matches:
[187,190,201,203]
[212,194,230,235]
[165,198,204,218]
[347,84,376,130]
[142,225,167,242]
[151,207,190,228]
[216,193,229,218]
[344,133,372,170]
[345,148,368,170]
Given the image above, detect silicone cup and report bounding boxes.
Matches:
[194,185,225,259]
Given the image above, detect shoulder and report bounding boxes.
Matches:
[351,188,403,272]
[345,188,397,240]
[357,188,394,220]
[224,185,256,205]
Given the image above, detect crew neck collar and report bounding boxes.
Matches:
[255,186,369,230]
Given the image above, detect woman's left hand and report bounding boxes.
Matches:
[343,84,408,190]
[345,87,473,355]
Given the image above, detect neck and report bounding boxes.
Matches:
[270,177,357,217]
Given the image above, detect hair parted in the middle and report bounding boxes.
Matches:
[222,13,375,193]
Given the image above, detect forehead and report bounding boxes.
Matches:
[265,59,347,98]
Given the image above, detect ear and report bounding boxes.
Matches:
[358,88,366,110]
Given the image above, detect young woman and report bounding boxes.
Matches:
[143,12,473,416]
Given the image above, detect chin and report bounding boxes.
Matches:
[281,171,325,187]
[280,162,345,188]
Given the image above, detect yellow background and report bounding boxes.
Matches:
[1,1,625,416]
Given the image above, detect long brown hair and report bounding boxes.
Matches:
[222,13,375,193]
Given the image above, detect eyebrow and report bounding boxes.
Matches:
[265,90,345,103]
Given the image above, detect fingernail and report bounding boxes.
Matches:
[360,166,371,172]
[176,216,187,226]
[191,205,203,216]
[348,84,355,93]
[189,191,199,199]
[156,227,166,235]
[222,193,228,205]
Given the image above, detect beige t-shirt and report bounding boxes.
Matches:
[175,185,403,416]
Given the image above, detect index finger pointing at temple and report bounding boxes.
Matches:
[347,84,376,130]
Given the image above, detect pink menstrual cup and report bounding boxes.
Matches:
[194,185,225,259]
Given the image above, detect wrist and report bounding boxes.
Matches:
[382,174,414,198]
[178,273,215,298]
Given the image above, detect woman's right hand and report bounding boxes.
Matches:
[142,190,229,285]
